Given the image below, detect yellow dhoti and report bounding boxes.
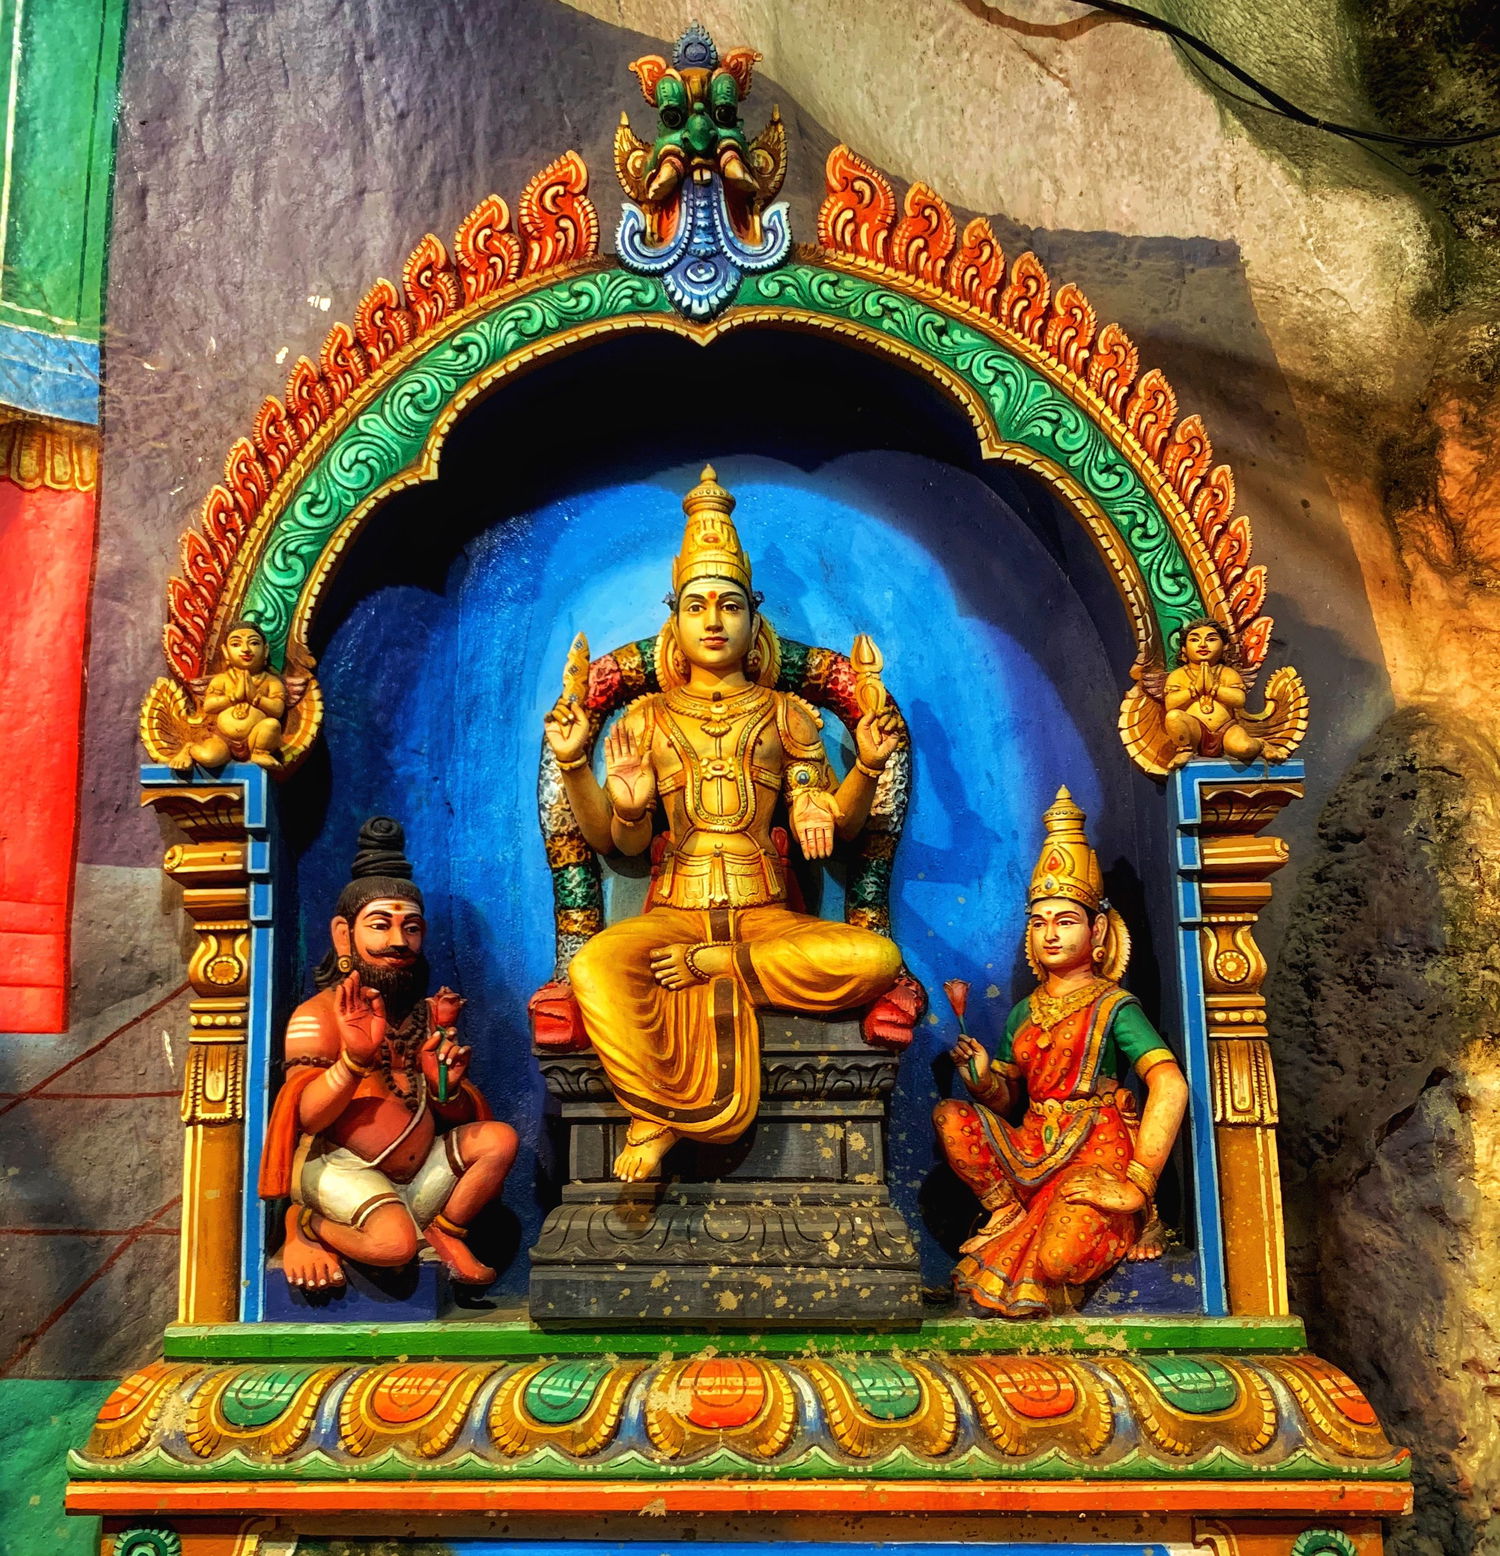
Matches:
[568,905,902,1142]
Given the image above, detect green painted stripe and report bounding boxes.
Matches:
[66,1439,1409,1485]
[240,263,1207,667]
[163,1313,1307,1362]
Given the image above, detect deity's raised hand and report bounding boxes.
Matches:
[604,725,656,821]
[420,1026,472,1091]
[543,634,593,765]
[334,971,387,1066]
[855,705,901,773]
[950,1034,991,1091]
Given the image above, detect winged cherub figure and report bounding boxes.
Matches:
[1119,617,1308,775]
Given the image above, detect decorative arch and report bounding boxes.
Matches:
[145,144,1277,760]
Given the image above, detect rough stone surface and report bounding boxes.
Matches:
[1271,709,1500,1555]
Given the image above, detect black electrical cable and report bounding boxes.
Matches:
[1067,0,1500,148]
[1171,38,1416,182]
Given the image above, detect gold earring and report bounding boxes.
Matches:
[337,954,353,973]
[1092,946,1105,962]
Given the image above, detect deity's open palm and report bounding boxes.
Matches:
[334,972,387,1065]
[790,789,839,859]
[604,726,656,821]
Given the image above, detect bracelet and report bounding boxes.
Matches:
[682,942,716,982]
[556,753,590,772]
[1125,1159,1158,1197]
[339,1048,378,1077]
[855,757,887,779]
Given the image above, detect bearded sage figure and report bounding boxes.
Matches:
[258,819,517,1290]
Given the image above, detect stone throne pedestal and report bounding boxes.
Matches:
[528,1009,923,1328]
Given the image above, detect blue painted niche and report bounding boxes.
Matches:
[285,443,1183,1298]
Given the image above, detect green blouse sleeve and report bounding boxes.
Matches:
[1110,999,1175,1074]
[994,999,1029,1065]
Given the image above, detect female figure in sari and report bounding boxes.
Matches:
[934,787,1188,1318]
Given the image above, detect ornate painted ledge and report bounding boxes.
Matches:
[70,1344,1407,1502]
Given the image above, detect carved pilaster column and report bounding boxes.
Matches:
[142,784,250,1324]
[1192,776,1303,1317]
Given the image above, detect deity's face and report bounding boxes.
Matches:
[1181,624,1226,666]
[1027,897,1103,977]
[332,897,426,971]
[224,625,268,672]
[676,579,754,672]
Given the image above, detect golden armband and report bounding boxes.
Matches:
[784,759,830,797]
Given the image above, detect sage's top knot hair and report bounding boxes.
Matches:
[351,816,414,881]
[335,816,424,921]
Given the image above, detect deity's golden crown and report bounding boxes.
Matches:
[672,465,753,596]
[1028,786,1105,911]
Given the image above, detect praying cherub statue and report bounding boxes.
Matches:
[1118,617,1308,775]
[141,619,322,776]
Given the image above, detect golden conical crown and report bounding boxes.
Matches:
[1027,786,1105,911]
[672,465,752,596]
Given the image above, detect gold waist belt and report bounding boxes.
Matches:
[654,847,784,910]
[1029,1094,1116,1125]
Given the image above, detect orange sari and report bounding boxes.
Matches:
[937,985,1153,1317]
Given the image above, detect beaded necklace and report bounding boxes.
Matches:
[379,1007,429,1115]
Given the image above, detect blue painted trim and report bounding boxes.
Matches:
[1169,758,1304,1319]
[140,762,279,1323]
[446,1545,1172,1555]
[1171,762,1226,1315]
[240,767,275,1321]
[0,319,100,423]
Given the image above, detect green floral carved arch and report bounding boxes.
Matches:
[239,259,1205,665]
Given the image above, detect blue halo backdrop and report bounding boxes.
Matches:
[293,450,1168,1292]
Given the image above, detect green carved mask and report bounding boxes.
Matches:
[650,68,748,170]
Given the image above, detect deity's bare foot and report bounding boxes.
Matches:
[958,1204,1023,1256]
[1127,1212,1169,1262]
[281,1205,345,1290]
[613,1120,679,1182]
[423,1220,496,1286]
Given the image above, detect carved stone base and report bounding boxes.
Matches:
[528,1011,922,1328]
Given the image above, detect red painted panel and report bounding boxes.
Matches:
[0,478,96,1033]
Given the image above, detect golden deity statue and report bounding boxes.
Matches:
[542,468,905,1181]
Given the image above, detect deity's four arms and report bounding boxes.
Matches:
[934,788,1189,1318]
[543,467,906,1182]
[257,818,516,1290]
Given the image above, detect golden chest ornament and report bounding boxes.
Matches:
[1025,977,1111,1052]
[659,684,779,834]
